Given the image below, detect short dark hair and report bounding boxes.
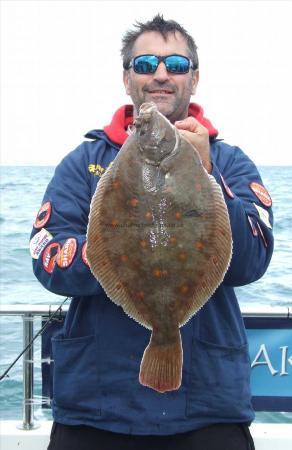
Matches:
[121,14,199,71]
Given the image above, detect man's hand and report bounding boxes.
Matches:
[174,117,212,174]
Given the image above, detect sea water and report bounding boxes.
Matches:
[0,165,291,422]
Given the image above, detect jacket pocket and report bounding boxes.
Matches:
[186,337,252,419]
[52,334,100,413]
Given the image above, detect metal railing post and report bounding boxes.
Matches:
[17,313,39,430]
[0,303,70,431]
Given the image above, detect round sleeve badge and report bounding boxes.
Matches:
[56,238,77,269]
[34,202,52,229]
[43,242,61,273]
[249,182,272,207]
[30,228,53,259]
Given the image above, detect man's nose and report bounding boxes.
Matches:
[153,62,170,82]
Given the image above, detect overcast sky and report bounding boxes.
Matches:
[1,0,292,166]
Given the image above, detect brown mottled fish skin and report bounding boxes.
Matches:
[86,102,232,393]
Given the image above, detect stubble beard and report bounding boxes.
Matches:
[133,93,187,124]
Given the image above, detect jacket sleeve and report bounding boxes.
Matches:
[30,145,103,297]
[210,144,274,287]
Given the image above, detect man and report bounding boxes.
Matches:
[31,14,273,450]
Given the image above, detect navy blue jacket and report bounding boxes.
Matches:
[31,105,273,435]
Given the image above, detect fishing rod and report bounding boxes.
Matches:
[0,296,70,381]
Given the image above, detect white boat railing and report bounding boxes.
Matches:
[0,304,69,430]
[0,303,291,431]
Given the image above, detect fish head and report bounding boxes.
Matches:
[134,102,178,165]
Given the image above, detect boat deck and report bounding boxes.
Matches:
[1,421,292,450]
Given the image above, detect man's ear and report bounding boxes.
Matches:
[191,69,199,95]
[123,70,131,95]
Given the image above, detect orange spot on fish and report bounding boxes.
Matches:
[120,255,128,263]
[179,285,189,295]
[92,234,100,244]
[129,198,139,207]
[135,291,145,301]
[153,269,163,278]
[140,240,147,248]
[219,229,226,237]
[112,180,121,189]
[111,219,119,227]
[212,256,219,265]
[178,252,187,262]
[153,269,162,278]
[195,241,204,251]
[145,211,152,221]
[153,268,168,278]
[175,212,182,220]
[169,236,177,245]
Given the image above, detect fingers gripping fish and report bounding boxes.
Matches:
[86,102,232,393]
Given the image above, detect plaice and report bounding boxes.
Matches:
[86,102,232,393]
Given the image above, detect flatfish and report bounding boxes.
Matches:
[86,102,232,393]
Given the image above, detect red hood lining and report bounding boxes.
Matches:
[103,103,218,146]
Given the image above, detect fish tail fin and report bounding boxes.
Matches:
[139,329,182,393]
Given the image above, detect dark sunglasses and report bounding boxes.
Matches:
[128,54,194,74]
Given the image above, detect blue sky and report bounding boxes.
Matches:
[1,0,292,166]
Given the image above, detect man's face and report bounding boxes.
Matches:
[123,31,199,123]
